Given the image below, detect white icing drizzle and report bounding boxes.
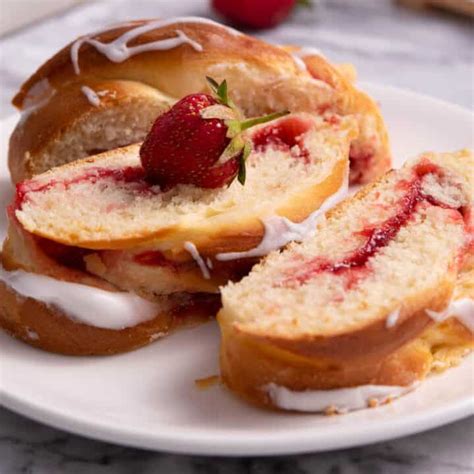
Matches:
[0,266,162,330]
[426,298,474,332]
[206,258,214,269]
[216,167,349,261]
[385,308,400,328]
[292,46,326,59]
[22,78,53,108]
[81,85,101,107]
[26,328,39,340]
[19,79,56,125]
[291,54,307,71]
[70,17,241,74]
[184,241,210,279]
[266,382,417,413]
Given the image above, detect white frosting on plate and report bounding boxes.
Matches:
[426,298,474,332]
[266,382,417,413]
[0,266,162,330]
[216,167,349,261]
[70,17,241,74]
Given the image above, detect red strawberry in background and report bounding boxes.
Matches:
[140,77,288,189]
[212,0,311,30]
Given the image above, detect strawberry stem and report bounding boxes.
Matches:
[240,110,290,131]
[206,76,240,111]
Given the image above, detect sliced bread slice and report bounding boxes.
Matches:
[13,113,356,254]
[219,149,473,411]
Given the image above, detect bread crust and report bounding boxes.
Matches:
[219,322,433,410]
[0,277,217,356]
[286,48,391,184]
[1,219,222,355]
[8,19,389,184]
[9,80,174,182]
[219,276,473,410]
[1,231,220,356]
[218,151,473,410]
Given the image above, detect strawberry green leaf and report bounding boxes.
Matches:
[237,141,252,186]
[206,76,219,94]
[217,79,229,106]
[238,154,246,185]
[242,141,252,162]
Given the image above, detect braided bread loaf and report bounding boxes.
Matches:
[0,111,356,354]
[8,17,390,184]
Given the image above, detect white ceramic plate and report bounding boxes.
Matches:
[0,83,473,456]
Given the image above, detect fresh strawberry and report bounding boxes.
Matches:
[212,0,309,29]
[140,77,288,189]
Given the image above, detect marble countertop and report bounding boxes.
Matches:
[0,0,472,472]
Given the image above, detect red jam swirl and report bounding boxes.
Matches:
[349,143,375,184]
[133,251,193,272]
[252,117,312,163]
[14,166,152,211]
[280,161,465,287]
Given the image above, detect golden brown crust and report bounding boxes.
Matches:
[229,280,455,358]
[0,226,220,356]
[13,21,302,109]
[284,46,391,184]
[9,79,174,182]
[218,275,455,400]
[9,19,389,184]
[219,277,473,410]
[0,224,220,355]
[219,323,433,410]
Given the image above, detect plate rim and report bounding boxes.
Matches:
[1,380,474,456]
[0,82,473,456]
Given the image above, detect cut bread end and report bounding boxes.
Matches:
[0,249,220,355]
[218,149,473,410]
[9,80,175,183]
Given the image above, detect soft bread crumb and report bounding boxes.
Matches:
[220,150,473,338]
[16,114,356,243]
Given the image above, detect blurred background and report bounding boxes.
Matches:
[0,0,472,118]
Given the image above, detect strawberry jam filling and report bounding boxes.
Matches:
[14,166,154,211]
[280,161,465,288]
[252,117,312,163]
[133,251,194,272]
[34,236,93,271]
[349,142,376,184]
[134,251,257,281]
